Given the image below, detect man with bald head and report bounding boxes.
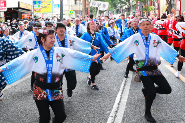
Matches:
[71,18,86,37]
[67,18,73,27]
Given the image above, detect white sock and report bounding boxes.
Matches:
[175,71,181,77]
[0,91,3,100]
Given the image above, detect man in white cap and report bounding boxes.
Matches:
[13,22,29,40]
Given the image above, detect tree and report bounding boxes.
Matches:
[100,0,131,13]
[166,0,172,14]
[133,0,154,16]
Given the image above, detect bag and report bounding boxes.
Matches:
[134,72,141,82]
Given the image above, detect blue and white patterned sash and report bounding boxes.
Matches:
[139,32,151,66]
[40,45,54,101]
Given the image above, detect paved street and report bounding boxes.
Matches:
[1,58,185,123]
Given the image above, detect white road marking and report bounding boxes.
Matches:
[160,57,165,60]
[3,73,31,91]
[165,65,185,83]
[107,72,133,123]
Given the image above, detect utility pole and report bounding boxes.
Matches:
[130,0,132,17]
[60,0,63,21]
[82,0,86,19]
[32,0,34,18]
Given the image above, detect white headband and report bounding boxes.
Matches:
[139,19,151,25]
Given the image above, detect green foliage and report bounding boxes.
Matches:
[148,6,154,11]
[101,0,130,12]
[142,6,154,12]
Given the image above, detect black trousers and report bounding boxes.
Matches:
[100,51,104,58]
[11,29,17,35]
[126,57,135,72]
[178,49,185,71]
[35,100,66,123]
[140,75,172,114]
[174,47,180,52]
[159,35,168,43]
[31,71,35,87]
[89,62,101,83]
[120,32,123,37]
[63,70,77,90]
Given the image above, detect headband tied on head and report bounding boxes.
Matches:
[139,19,151,25]
[88,21,94,24]
[33,27,42,29]
[133,18,139,22]
[3,26,9,31]
[109,20,115,24]
[38,29,55,34]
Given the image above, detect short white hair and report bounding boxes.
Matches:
[75,18,80,21]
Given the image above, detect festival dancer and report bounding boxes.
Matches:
[71,18,86,38]
[66,18,73,27]
[81,21,109,90]
[103,15,109,27]
[0,28,100,123]
[155,13,168,43]
[107,20,120,46]
[166,14,173,46]
[120,19,141,78]
[2,26,10,39]
[171,15,184,52]
[45,22,53,29]
[175,22,185,77]
[14,22,42,91]
[95,21,113,70]
[100,19,185,123]
[115,14,128,37]
[13,22,29,40]
[0,38,24,100]
[15,22,42,51]
[62,20,76,36]
[54,22,98,96]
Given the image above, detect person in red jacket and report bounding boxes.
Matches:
[166,14,173,46]
[151,20,158,34]
[171,16,182,52]
[175,18,185,77]
[155,13,168,43]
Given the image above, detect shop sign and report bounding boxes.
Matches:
[19,2,32,10]
[54,4,60,9]
[0,0,6,11]
[35,0,53,13]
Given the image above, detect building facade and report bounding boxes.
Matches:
[5,0,33,22]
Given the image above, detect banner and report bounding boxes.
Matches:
[0,0,6,11]
[34,0,53,13]
[90,1,109,11]
[135,1,140,16]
